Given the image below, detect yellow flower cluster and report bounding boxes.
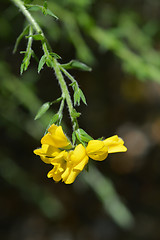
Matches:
[34,124,127,184]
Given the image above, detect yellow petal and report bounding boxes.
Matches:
[62,168,80,184]
[61,145,88,184]
[86,140,104,151]
[45,124,70,148]
[40,156,52,164]
[70,144,87,163]
[86,140,108,161]
[61,167,70,183]
[34,144,60,158]
[47,168,54,178]
[74,155,89,171]
[50,151,68,164]
[48,124,59,134]
[47,161,66,182]
[47,167,62,182]
[103,135,127,153]
[41,133,56,147]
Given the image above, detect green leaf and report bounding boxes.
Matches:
[45,9,58,20]
[50,52,62,59]
[13,25,30,53]
[75,128,93,143]
[26,4,41,12]
[50,113,60,124]
[79,89,87,105]
[69,81,76,87]
[20,50,32,74]
[34,102,51,120]
[61,60,92,71]
[46,60,53,67]
[73,86,80,106]
[26,4,58,20]
[20,51,26,54]
[73,85,87,106]
[44,113,60,134]
[72,132,76,145]
[38,55,46,73]
[26,34,44,41]
[43,0,48,9]
[20,62,25,75]
[31,51,39,63]
[42,0,48,15]
[45,56,54,68]
[51,97,63,104]
[71,109,81,118]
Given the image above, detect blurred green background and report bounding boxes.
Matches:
[1,0,160,239]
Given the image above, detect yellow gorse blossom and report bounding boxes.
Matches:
[41,124,70,148]
[86,136,127,161]
[34,124,127,184]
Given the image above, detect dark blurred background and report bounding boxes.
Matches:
[1,0,160,239]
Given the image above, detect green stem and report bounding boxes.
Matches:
[57,96,65,124]
[53,59,79,130]
[58,96,65,114]
[61,67,77,85]
[11,0,42,33]
[11,0,79,131]
[26,25,33,53]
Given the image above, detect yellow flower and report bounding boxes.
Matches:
[34,123,127,184]
[41,124,70,148]
[86,140,108,161]
[61,144,89,184]
[103,135,127,153]
[34,124,71,164]
[47,145,89,184]
[47,151,68,182]
[34,144,61,163]
[86,135,127,161]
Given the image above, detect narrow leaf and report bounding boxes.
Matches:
[13,25,30,53]
[74,87,81,106]
[76,128,93,143]
[34,102,51,120]
[62,60,92,71]
[50,113,60,124]
[71,109,81,118]
[46,56,54,68]
[51,97,63,104]
[43,0,48,9]
[38,55,46,73]
[42,0,48,15]
[72,132,76,145]
[79,88,87,105]
[44,113,60,134]
[45,9,58,20]
[50,52,62,59]
[26,4,58,20]
[26,4,42,12]
[20,62,25,75]
[26,34,44,41]
[69,81,76,87]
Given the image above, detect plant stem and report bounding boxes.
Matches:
[61,67,77,85]
[53,59,79,130]
[26,25,33,53]
[11,0,79,131]
[11,0,42,33]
